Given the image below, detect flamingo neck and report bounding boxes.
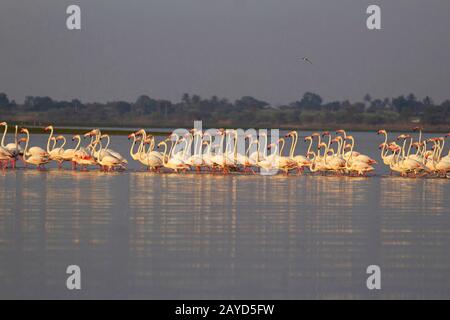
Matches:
[130,136,138,158]
[306,139,314,158]
[289,133,297,158]
[46,127,54,153]
[23,131,30,160]
[1,122,7,147]
[74,137,81,151]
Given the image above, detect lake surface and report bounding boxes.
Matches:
[0,131,449,299]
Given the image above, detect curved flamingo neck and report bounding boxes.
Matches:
[1,122,8,147]
[23,131,30,160]
[46,127,54,153]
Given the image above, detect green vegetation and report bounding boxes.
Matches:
[1,92,449,132]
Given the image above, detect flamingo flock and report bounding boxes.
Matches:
[1,122,449,178]
[378,127,450,177]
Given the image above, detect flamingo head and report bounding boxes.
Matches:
[128,133,135,140]
[304,136,312,142]
[388,144,398,152]
[285,131,296,138]
[445,133,450,138]
[44,125,53,131]
[0,122,6,126]
[378,143,387,149]
[397,134,410,140]
[412,127,422,132]
[134,129,145,136]
[336,129,345,135]
[311,132,320,137]
[72,135,80,141]
[84,129,97,137]
[318,142,327,149]
[56,135,64,141]
[377,129,386,135]
[20,128,28,134]
[169,133,178,140]
[322,131,330,137]
[157,141,165,149]
[18,137,27,144]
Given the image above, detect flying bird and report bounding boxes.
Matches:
[300,57,312,64]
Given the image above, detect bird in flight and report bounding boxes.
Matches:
[300,57,312,64]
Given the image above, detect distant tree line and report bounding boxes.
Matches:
[0,92,449,130]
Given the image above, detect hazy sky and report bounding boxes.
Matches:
[1,0,450,105]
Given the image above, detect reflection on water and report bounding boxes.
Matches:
[0,170,449,299]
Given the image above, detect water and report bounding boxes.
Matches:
[0,131,449,299]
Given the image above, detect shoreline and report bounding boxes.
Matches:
[2,123,449,135]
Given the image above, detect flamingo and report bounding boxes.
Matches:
[50,135,67,168]
[95,137,127,171]
[336,129,360,159]
[131,133,163,171]
[1,122,23,168]
[257,142,278,172]
[61,135,82,169]
[396,134,429,176]
[157,140,189,172]
[274,138,296,174]
[128,132,142,161]
[249,131,266,164]
[345,135,377,165]
[97,134,128,165]
[139,137,164,171]
[285,131,312,174]
[377,129,395,167]
[308,143,328,174]
[185,130,204,172]
[20,129,50,170]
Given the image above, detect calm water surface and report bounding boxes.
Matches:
[0,131,449,299]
